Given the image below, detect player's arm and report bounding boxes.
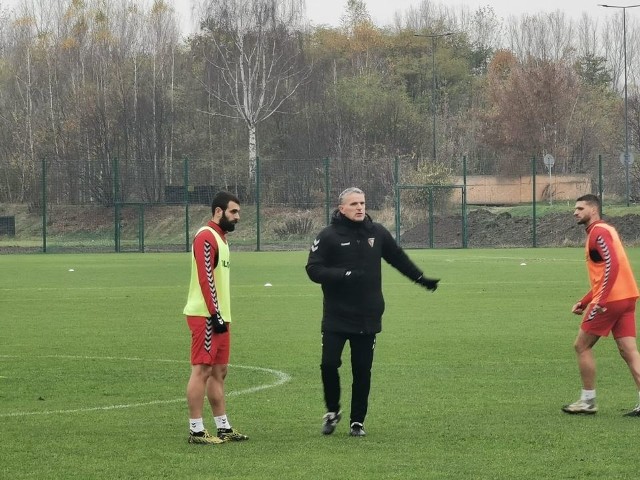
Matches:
[380,229,421,280]
[380,229,438,290]
[305,233,352,284]
[575,289,593,311]
[192,230,219,315]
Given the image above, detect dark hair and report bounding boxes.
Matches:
[211,191,240,214]
[577,194,600,207]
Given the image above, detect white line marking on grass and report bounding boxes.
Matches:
[0,355,291,418]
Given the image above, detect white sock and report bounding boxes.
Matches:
[189,418,204,433]
[214,415,231,430]
[581,389,596,401]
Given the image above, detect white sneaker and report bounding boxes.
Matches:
[562,398,597,414]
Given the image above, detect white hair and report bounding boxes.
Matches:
[338,187,364,205]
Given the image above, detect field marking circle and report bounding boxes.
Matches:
[0,355,291,418]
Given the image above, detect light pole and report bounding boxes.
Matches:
[599,4,640,206]
[414,32,454,162]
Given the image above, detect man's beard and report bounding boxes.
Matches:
[219,215,236,232]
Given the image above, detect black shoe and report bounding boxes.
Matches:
[624,404,640,417]
[349,422,366,437]
[188,429,225,445]
[321,411,341,435]
[217,428,249,441]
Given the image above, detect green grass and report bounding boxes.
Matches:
[2,249,640,479]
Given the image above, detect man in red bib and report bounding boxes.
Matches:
[562,194,640,416]
[183,191,248,443]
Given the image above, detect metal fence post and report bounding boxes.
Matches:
[324,157,331,226]
[42,156,47,253]
[428,188,434,249]
[462,155,467,249]
[598,154,604,214]
[184,157,190,252]
[394,157,400,242]
[138,204,144,252]
[256,156,261,252]
[532,156,537,248]
[114,156,120,253]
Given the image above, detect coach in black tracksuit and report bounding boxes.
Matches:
[305,187,439,437]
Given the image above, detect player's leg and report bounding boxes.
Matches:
[575,329,600,390]
[320,331,347,434]
[616,337,640,387]
[562,328,600,414]
[186,316,224,444]
[204,328,246,440]
[617,336,640,416]
[206,364,228,417]
[348,334,376,436]
[186,316,213,420]
[186,364,224,444]
[612,299,640,415]
[187,364,213,419]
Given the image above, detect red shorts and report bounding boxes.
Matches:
[186,316,231,365]
[581,298,637,339]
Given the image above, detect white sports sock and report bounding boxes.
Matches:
[189,418,204,433]
[581,389,596,401]
[214,415,231,430]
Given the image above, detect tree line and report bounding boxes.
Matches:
[0,0,638,206]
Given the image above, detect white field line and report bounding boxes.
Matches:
[0,355,291,418]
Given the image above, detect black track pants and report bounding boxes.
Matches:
[320,331,376,424]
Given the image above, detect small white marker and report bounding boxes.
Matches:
[520,263,527,266]
[264,283,272,287]
[68,269,75,272]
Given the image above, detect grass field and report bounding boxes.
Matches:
[2,248,640,479]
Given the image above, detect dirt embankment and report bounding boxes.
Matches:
[401,209,640,248]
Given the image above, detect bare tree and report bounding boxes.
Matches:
[195,0,311,181]
[194,0,310,180]
[507,12,576,63]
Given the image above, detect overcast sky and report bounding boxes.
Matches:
[172,0,622,34]
[0,0,628,33]
[305,0,612,27]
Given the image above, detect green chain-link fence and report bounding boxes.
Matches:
[0,153,633,253]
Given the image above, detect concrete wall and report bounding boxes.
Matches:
[452,174,592,205]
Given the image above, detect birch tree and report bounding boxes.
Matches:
[195,0,310,181]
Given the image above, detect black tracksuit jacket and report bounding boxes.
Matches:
[305,210,424,334]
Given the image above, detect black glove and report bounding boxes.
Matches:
[416,275,439,292]
[209,312,228,334]
[344,269,364,281]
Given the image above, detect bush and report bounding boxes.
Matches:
[403,161,454,210]
[273,214,315,238]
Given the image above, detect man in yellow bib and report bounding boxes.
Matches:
[184,191,248,444]
[563,194,640,416]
